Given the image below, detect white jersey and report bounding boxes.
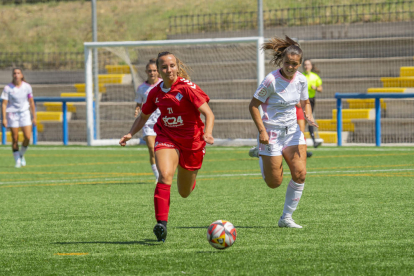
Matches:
[1,82,33,113]
[254,69,308,128]
[135,79,162,125]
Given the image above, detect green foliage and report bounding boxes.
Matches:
[0,145,414,274]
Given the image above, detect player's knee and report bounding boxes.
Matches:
[292,169,306,183]
[158,173,173,185]
[265,177,283,189]
[178,189,191,198]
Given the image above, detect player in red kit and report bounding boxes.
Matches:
[119,51,215,242]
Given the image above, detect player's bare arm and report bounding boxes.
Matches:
[134,103,142,117]
[300,99,318,128]
[119,112,150,146]
[198,102,215,145]
[29,97,37,126]
[249,97,269,144]
[2,99,7,128]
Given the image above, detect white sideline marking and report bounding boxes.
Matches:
[1,167,414,186]
[1,146,414,152]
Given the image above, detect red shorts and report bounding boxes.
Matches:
[296,106,305,120]
[154,135,206,171]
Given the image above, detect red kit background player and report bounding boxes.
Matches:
[119,51,215,242]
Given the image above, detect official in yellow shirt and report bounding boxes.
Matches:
[303,59,322,148]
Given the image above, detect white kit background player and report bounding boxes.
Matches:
[134,59,162,181]
[249,36,319,228]
[1,68,37,168]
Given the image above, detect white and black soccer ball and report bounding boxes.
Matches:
[207,220,237,249]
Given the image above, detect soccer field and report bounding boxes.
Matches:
[1,145,413,275]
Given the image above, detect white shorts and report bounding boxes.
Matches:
[7,110,32,128]
[258,124,306,157]
[142,123,156,138]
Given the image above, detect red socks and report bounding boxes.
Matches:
[192,180,196,191]
[154,183,171,222]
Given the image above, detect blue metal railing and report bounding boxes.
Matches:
[1,97,85,146]
[335,93,414,146]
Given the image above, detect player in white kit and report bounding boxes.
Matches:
[1,68,37,168]
[249,36,319,228]
[134,59,162,182]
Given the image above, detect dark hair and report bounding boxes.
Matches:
[146,58,157,70]
[156,51,191,80]
[303,59,320,75]
[261,36,303,67]
[12,68,25,83]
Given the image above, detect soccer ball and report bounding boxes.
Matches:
[207,220,237,249]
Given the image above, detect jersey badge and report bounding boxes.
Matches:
[175,93,183,101]
[155,97,159,103]
[258,88,267,97]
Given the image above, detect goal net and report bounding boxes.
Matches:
[84,37,265,146]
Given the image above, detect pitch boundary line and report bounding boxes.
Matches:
[1,167,414,186]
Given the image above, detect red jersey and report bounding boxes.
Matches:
[141,77,210,151]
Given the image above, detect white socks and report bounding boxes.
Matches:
[282,179,304,219]
[13,151,20,162]
[20,146,28,157]
[151,164,159,180]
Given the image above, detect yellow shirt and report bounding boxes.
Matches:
[303,71,322,99]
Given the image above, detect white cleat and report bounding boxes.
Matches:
[15,158,22,168]
[21,156,26,167]
[248,146,259,158]
[278,217,303,228]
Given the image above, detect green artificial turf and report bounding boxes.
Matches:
[0,145,413,275]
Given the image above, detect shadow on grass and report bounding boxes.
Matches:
[53,239,161,246]
[197,251,225,254]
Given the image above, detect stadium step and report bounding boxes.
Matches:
[316,119,355,132]
[44,102,76,112]
[0,131,25,142]
[36,111,63,122]
[400,66,414,77]
[332,109,375,120]
[74,83,106,93]
[346,99,386,109]
[381,77,414,87]
[105,65,132,74]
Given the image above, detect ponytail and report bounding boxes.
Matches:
[261,36,303,67]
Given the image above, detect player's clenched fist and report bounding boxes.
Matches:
[203,133,214,145]
[119,133,132,147]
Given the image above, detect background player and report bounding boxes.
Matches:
[1,68,37,168]
[119,51,215,242]
[249,36,318,228]
[134,59,162,182]
[303,59,323,148]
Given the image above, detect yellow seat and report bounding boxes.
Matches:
[105,65,132,74]
[332,109,374,120]
[400,67,414,77]
[74,83,106,93]
[367,88,406,93]
[0,131,25,142]
[316,119,354,132]
[61,93,86,98]
[381,77,414,87]
[36,111,63,122]
[37,122,44,132]
[346,99,386,109]
[44,102,76,112]
[304,131,337,143]
[97,74,125,84]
